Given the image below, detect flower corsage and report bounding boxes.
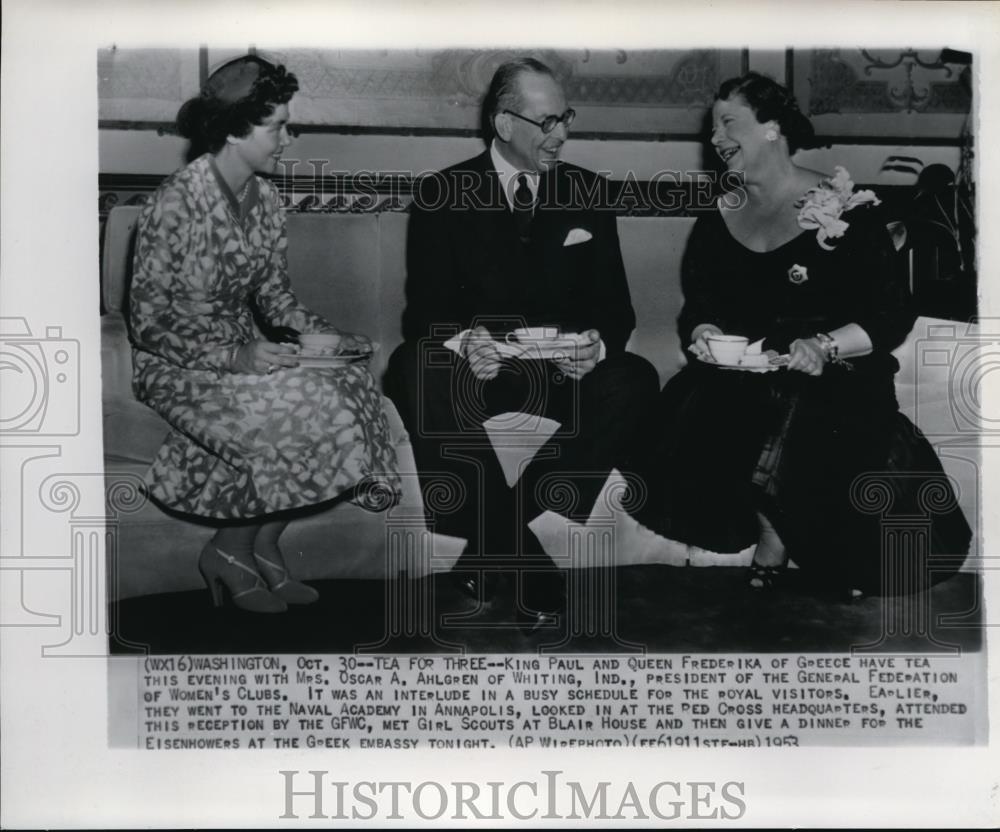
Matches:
[796,166,881,251]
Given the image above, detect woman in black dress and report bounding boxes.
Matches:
[629,73,970,596]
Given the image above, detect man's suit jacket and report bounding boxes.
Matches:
[402,150,636,355]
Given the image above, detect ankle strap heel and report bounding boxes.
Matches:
[253,552,320,605]
[198,543,287,613]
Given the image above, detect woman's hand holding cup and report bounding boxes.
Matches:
[461,325,502,380]
[552,328,601,380]
[689,324,724,361]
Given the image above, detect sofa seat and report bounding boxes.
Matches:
[101,206,977,600]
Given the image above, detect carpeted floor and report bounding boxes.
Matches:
[109,565,982,655]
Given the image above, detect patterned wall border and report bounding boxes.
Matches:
[792,48,971,142]
[99,47,745,140]
[98,46,971,146]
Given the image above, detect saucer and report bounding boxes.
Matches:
[277,340,379,368]
[696,353,783,373]
[498,335,585,361]
[277,351,373,368]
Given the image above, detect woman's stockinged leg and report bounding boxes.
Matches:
[212,523,259,562]
[254,518,290,562]
[253,518,320,605]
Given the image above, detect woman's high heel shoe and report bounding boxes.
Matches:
[198,543,287,613]
[253,552,320,605]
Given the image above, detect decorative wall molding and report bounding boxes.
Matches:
[98,47,201,123]
[100,47,744,139]
[816,49,968,115]
[794,48,971,141]
[99,46,973,147]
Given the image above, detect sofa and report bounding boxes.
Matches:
[101,205,978,601]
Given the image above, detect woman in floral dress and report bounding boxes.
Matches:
[129,55,400,613]
[627,73,970,597]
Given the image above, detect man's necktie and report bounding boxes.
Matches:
[513,173,534,243]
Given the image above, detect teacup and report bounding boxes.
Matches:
[299,332,342,356]
[506,326,560,344]
[706,334,749,365]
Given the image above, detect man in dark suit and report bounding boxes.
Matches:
[386,58,657,629]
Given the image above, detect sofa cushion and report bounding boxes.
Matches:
[103,395,171,465]
[375,212,409,373]
[286,213,382,348]
[620,216,693,384]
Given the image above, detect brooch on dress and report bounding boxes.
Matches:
[787,264,809,285]
[796,166,881,251]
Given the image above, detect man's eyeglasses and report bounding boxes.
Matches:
[503,108,576,134]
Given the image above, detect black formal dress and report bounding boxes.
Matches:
[628,203,971,594]
[386,151,658,611]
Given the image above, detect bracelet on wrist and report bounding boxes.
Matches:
[814,332,852,369]
[814,332,836,361]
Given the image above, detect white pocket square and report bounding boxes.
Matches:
[563,227,593,246]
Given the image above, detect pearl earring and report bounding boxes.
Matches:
[765,129,778,142]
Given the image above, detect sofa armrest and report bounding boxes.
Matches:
[380,395,409,446]
[101,313,133,403]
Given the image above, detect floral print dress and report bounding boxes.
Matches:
[129,154,400,519]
